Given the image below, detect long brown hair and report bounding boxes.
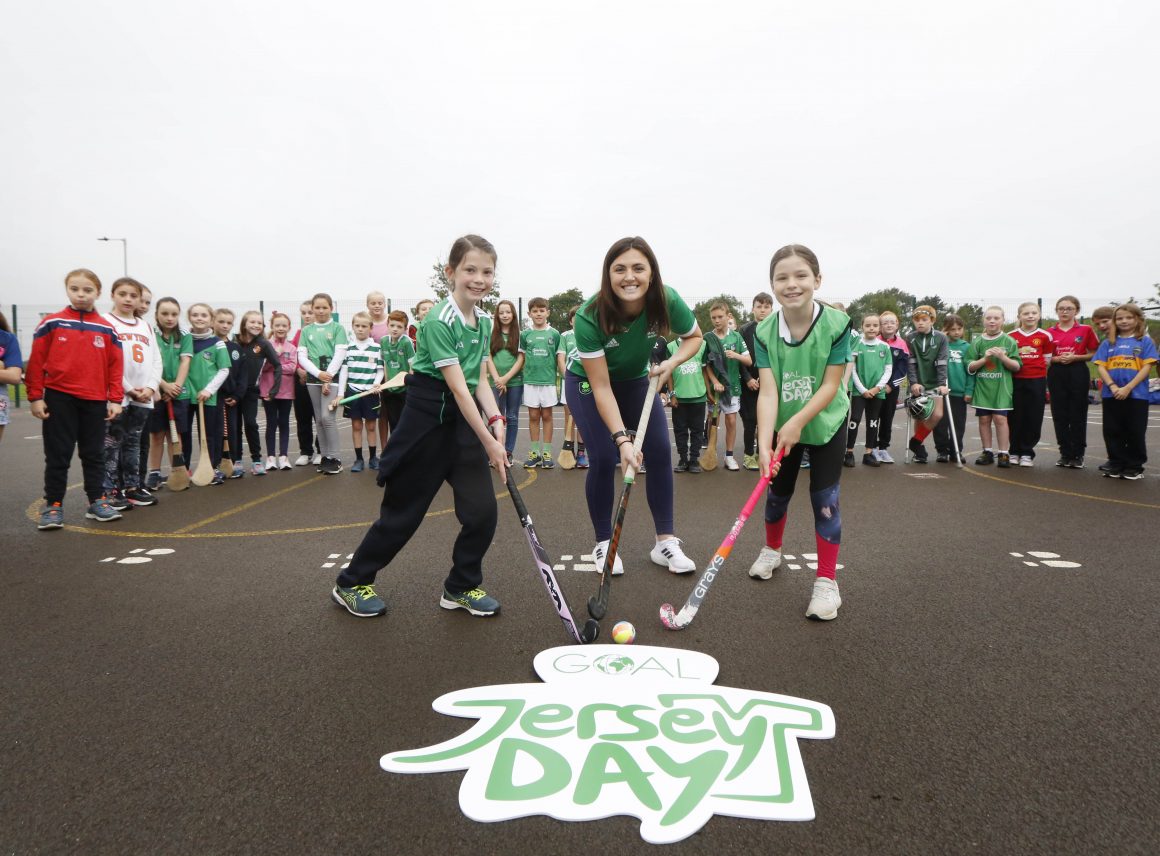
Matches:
[593,236,670,337]
[490,299,519,358]
[1109,304,1147,342]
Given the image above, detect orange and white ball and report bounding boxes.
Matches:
[611,621,636,644]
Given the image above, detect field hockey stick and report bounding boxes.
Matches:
[505,469,593,644]
[558,413,577,469]
[191,400,216,487]
[329,371,408,410]
[166,400,190,491]
[586,373,661,628]
[222,403,230,460]
[659,450,783,630]
[699,401,719,471]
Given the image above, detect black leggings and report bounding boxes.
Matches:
[1048,362,1091,460]
[878,383,901,450]
[846,395,884,450]
[263,398,293,457]
[294,375,317,457]
[339,374,497,595]
[740,388,758,455]
[1009,376,1047,459]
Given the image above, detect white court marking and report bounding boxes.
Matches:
[100,546,177,565]
[321,553,354,570]
[1010,551,1082,569]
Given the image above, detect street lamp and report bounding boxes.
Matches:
[98,237,128,276]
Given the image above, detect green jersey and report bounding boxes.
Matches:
[409,298,492,392]
[946,338,975,398]
[379,334,415,394]
[754,302,852,446]
[185,337,232,406]
[559,330,578,370]
[703,329,748,397]
[848,337,892,398]
[299,320,348,380]
[490,332,523,387]
[520,325,562,385]
[967,333,1020,409]
[570,285,698,381]
[668,339,708,403]
[156,329,193,384]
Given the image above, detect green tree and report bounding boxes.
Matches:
[427,261,502,314]
[546,288,585,331]
[948,303,984,337]
[845,288,918,326]
[690,293,745,337]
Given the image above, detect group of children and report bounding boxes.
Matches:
[23,270,438,529]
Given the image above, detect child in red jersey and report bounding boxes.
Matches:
[26,269,125,529]
[1008,302,1055,466]
[1046,296,1099,468]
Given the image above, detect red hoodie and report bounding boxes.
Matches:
[24,306,123,402]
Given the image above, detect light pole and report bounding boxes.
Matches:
[98,237,128,276]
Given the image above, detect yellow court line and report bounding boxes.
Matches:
[959,464,1160,510]
[25,469,535,538]
[175,476,326,533]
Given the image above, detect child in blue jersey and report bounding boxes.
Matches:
[332,235,508,619]
[1093,304,1157,479]
[0,309,23,446]
[749,244,851,621]
[564,236,704,575]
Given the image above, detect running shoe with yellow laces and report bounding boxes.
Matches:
[331,584,387,617]
[440,587,501,616]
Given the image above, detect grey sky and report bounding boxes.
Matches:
[2,0,1158,318]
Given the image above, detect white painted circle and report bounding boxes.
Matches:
[145,548,175,556]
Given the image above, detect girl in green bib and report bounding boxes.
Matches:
[749,244,852,621]
[296,293,348,474]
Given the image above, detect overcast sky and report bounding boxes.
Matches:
[2,0,1157,320]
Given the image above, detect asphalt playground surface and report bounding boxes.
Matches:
[2,401,1158,855]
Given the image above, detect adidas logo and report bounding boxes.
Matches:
[606,337,620,348]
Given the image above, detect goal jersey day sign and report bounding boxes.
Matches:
[382,645,835,844]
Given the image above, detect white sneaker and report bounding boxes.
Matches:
[1019,456,1034,467]
[311,453,323,465]
[294,454,311,466]
[724,456,740,471]
[593,540,625,576]
[748,546,782,580]
[806,578,841,620]
[650,537,697,573]
[877,449,895,464]
[278,455,292,470]
[265,456,277,471]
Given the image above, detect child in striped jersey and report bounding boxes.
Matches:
[339,311,384,472]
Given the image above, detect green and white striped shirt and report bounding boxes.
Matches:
[339,338,383,393]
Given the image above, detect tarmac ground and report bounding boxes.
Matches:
[2,401,1158,854]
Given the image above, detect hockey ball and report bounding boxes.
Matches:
[611,620,636,644]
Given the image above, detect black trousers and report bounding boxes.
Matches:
[878,382,901,450]
[1010,376,1048,458]
[1101,397,1149,470]
[1048,362,1091,460]
[338,374,497,595]
[293,374,317,457]
[847,395,883,450]
[934,395,968,456]
[42,388,108,505]
[740,387,758,455]
[227,386,262,462]
[671,400,706,462]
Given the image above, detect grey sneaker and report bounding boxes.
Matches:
[877,449,895,464]
[331,584,386,617]
[38,502,64,530]
[806,578,841,620]
[85,497,123,523]
[440,587,500,616]
[749,546,782,580]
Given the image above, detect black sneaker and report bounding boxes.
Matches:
[975,451,995,466]
[862,452,880,468]
[106,490,131,512]
[1098,461,1115,473]
[322,456,343,475]
[1055,457,1068,467]
[935,453,950,463]
[1120,469,1144,480]
[688,462,703,474]
[843,451,856,468]
[674,458,688,473]
[1102,468,1123,479]
[1069,458,1085,469]
[908,437,928,463]
[997,452,1011,468]
[124,487,157,507]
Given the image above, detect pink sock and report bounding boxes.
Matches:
[814,534,839,580]
[765,518,787,550]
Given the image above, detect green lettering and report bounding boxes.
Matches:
[576,703,620,739]
[486,738,571,801]
[632,657,673,678]
[520,704,574,738]
[712,711,767,781]
[659,708,713,744]
[573,743,662,810]
[393,699,524,765]
[600,705,658,742]
[646,746,729,826]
